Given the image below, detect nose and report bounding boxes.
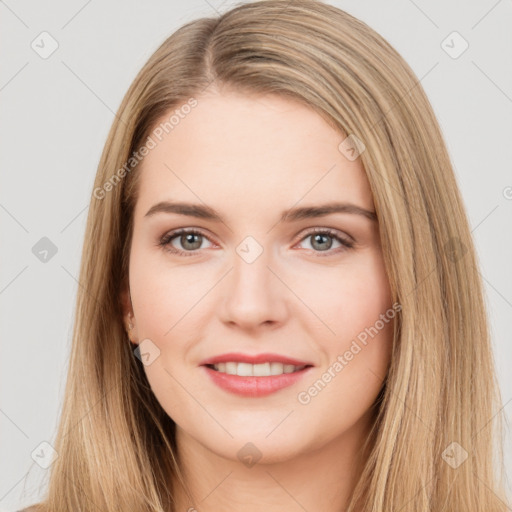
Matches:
[218,242,289,331]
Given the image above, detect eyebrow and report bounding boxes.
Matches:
[145,200,377,222]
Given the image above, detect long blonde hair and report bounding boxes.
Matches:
[26,1,509,510]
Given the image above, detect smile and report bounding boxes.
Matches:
[201,363,313,397]
[208,361,308,376]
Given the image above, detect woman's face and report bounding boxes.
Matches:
[123,89,394,463]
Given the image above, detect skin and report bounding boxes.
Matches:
[121,88,394,512]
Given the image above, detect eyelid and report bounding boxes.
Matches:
[158,227,216,256]
[292,226,355,245]
[159,226,355,256]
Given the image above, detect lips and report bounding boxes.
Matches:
[199,352,313,367]
[199,352,314,397]
[209,361,306,377]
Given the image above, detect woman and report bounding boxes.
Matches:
[20,1,510,510]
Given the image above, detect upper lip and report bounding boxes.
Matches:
[199,352,314,367]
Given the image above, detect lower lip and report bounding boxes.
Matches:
[201,365,313,397]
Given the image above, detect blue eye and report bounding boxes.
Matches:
[159,229,213,257]
[158,228,354,257]
[297,228,354,255]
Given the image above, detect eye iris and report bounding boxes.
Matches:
[181,233,202,250]
[168,231,342,253]
[311,233,332,251]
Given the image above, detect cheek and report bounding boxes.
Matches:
[128,249,215,404]
[295,304,394,444]
[130,256,209,424]
[292,252,393,403]
[129,244,207,341]
[290,251,392,346]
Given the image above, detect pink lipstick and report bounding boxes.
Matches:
[199,352,314,397]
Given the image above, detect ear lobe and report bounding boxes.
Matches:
[120,281,131,317]
[120,281,137,343]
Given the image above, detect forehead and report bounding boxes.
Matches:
[133,91,373,220]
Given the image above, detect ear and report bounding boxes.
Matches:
[120,280,138,345]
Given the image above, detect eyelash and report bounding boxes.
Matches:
[158,227,355,257]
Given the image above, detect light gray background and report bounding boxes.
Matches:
[1,0,511,510]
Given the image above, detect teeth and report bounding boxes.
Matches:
[237,362,253,376]
[225,362,237,375]
[212,362,306,376]
[270,362,284,375]
[253,362,270,376]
